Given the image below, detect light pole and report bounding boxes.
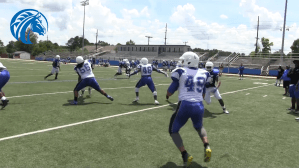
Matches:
[81,0,89,56]
[145,36,153,45]
[280,0,288,65]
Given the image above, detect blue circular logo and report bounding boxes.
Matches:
[10,9,48,44]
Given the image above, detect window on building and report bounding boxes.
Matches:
[128,47,130,51]
[120,47,122,51]
[132,47,133,51]
[179,48,181,52]
[143,47,145,51]
[136,47,137,51]
[169,48,171,52]
[152,47,154,52]
[140,47,142,51]
[174,48,176,52]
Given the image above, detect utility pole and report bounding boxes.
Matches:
[81,0,89,56]
[46,35,48,51]
[183,41,188,46]
[255,16,259,56]
[164,23,167,45]
[145,36,153,45]
[96,29,98,52]
[280,0,288,65]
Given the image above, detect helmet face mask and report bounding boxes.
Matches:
[205,61,214,72]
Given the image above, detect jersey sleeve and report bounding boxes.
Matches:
[171,68,184,81]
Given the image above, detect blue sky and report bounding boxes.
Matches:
[0,0,298,55]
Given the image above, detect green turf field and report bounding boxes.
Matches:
[0,58,298,168]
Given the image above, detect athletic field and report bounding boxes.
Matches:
[0,58,298,167]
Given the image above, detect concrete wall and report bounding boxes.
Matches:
[20,52,30,59]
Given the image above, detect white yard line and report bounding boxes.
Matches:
[0,84,271,142]
[263,95,268,97]
[245,93,250,95]
[283,97,286,99]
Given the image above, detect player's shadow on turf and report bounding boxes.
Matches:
[63,98,112,106]
[160,162,207,168]
[287,111,299,117]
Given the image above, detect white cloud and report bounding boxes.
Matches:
[220,14,228,19]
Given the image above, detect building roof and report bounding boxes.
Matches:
[120,45,190,47]
[13,51,30,54]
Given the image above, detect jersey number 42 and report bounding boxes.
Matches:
[185,76,205,93]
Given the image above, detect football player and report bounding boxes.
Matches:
[204,61,229,114]
[282,65,291,96]
[71,56,114,105]
[169,60,175,72]
[0,62,10,109]
[44,55,60,80]
[239,63,245,80]
[91,57,96,69]
[114,59,124,77]
[166,52,212,166]
[162,60,168,71]
[287,60,299,114]
[67,56,71,64]
[275,65,284,86]
[129,57,168,105]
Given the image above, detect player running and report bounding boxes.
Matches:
[0,62,10,109]
[162,60,168,71]
[114,59,131,77]
[239,63,245,80]
[128,57,168,105]
[166,52,212,166]
[44,55,60,80]
[204,61,229,114]
[71,56,113,105]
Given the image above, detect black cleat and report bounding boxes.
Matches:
[1,100,9,109]
[107,95,114,101]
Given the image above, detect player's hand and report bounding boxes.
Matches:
[165,73,168,77]
[166,95,169,100]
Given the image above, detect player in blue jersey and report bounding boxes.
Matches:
[44,55,61,80]
[166,52,212,166]
[155,60,159,68]
[239,63,245,80]
[114,59,130,77]
[71,56,113,105]
[91,57,96,69]
[205,62,229,114]
[0,62,10,109]
[282,65,291,96]
[162,60,168,71]
[67,56,71,64]
[169,60,175,72]
[129,57,168,105]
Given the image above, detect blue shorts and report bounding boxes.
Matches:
[289,85,299,98]
[0,70,10,90]
[136,76,155,92]
[239,71,244,75]
[169,101,205,134]
[74,77,101,92]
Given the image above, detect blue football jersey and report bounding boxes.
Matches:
[52,59,60,68]
[206,69,219,88]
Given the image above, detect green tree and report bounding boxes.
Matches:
[116,43,122,45]
[66,36,90,52]
[0,40,7,54]
[290,39,299,56]
[98,40,110,46]
[14,28,38,54]
[6,41,16,53]
[261,37,273,54]
[126,39,135,45]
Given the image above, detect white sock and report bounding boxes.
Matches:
[1,96,7,101]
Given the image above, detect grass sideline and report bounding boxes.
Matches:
[0,59,298,167]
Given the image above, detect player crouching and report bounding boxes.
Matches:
[204,61,229,114]
[71,56,113,105]
[114,59,130,77]
[128,57,168,105]
[44,55,60,80]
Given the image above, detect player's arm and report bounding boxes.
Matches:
[129,66,141,77]
[215,75,221,88]
[166,69,183,99]
[153,66,168,77]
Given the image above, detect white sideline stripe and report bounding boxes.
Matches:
[0,84,271,142]
[6,84,170,99]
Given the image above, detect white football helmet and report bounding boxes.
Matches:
[205,61,214,72]
[56,55,60,59]
[132,60,135,63]
[140,58,148,65]
[76,56,84,64]
[163,60,165,62]
[180,52,199,68]
[123,59,128,62]
[0,62,6,69]
[177,60,182,67]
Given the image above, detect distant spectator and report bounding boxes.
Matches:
[219,63,224,77]
[275,65,284,87]
[239,63,244,80]
[281,65,290,96]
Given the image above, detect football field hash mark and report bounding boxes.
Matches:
[0,84,272,142]
[263,95,267,97]
[245,93,250,95]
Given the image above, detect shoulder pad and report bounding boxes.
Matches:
[213,69,219,74]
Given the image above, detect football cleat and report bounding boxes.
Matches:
[154,100,159,105]
[294,110,299,114]
[204,147,212,162]
[133,97,139,103]
[183,154,193,167]
[295,117,299,120]
[223,110,229,114]
[107,95,114,101]
[70,100,78,105]
[1,100,9,109]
